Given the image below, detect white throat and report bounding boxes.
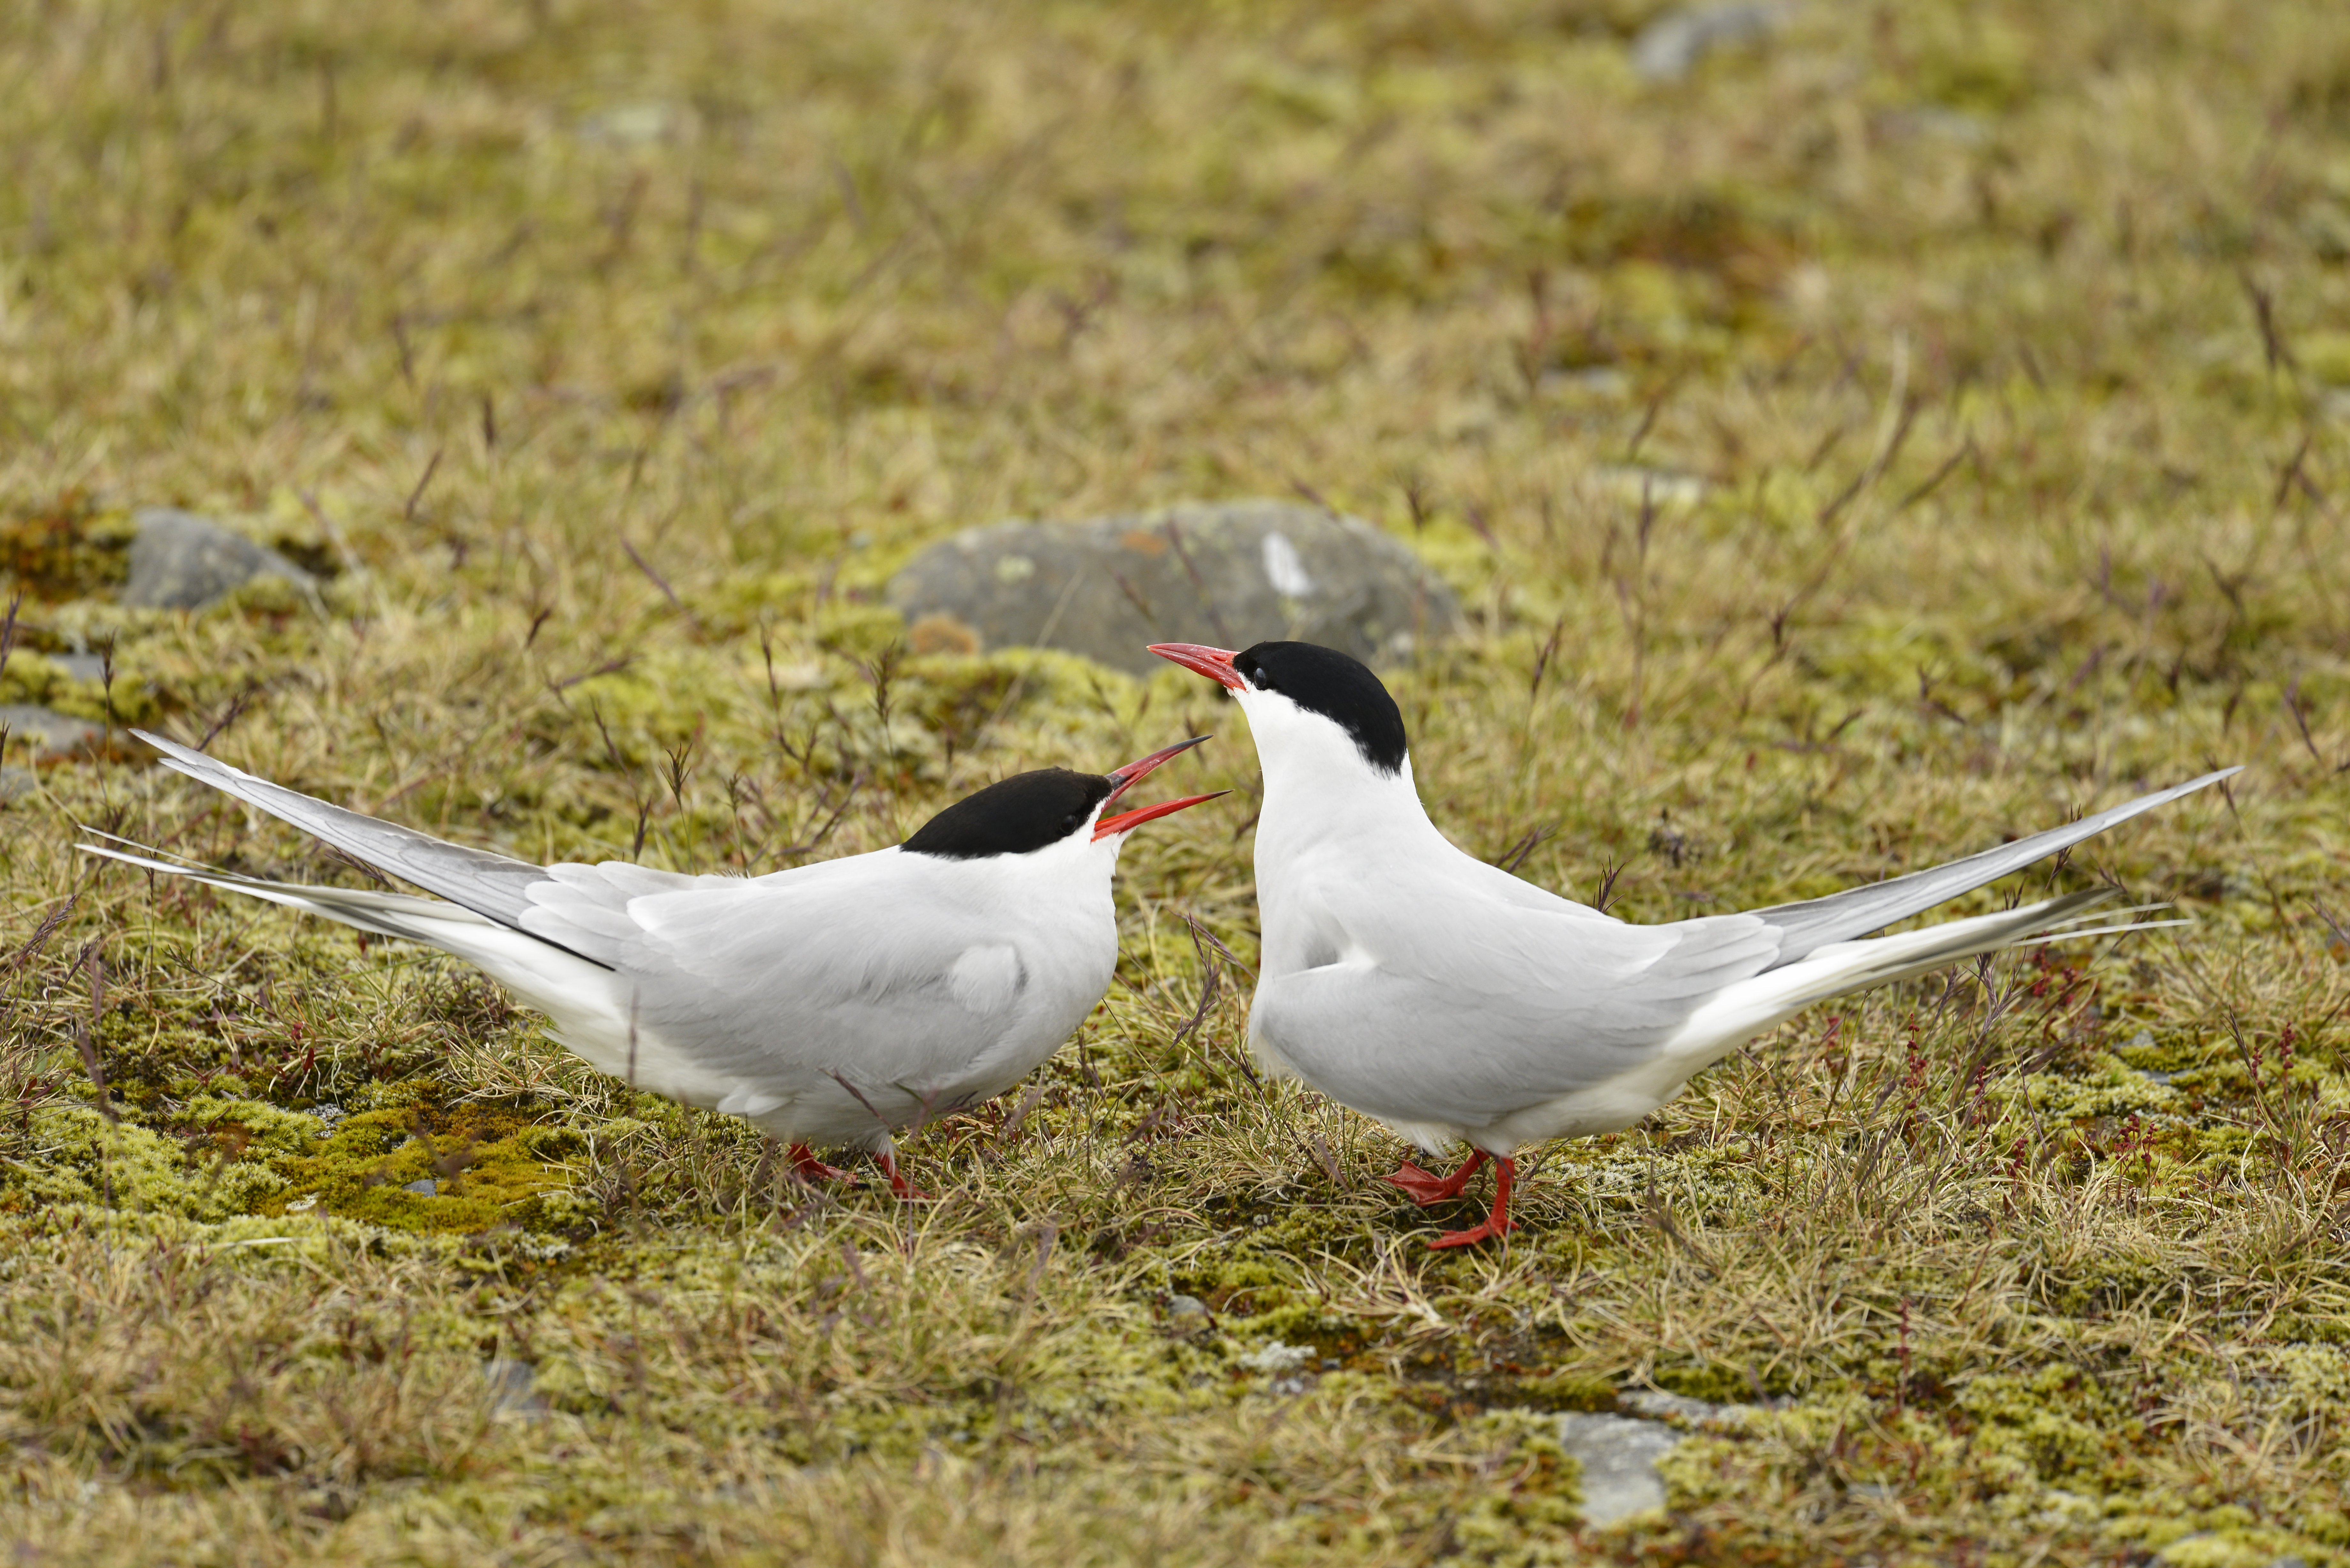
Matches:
[1239,688,1442,860]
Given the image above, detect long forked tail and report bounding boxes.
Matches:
[1667,889,2186,1060]
[79,834,535,949]
[128,729,555,931]
[1749,767,2238,967]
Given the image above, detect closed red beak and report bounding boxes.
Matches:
[1148,643,1245,690]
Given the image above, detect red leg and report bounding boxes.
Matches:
[1427,1156,1517,1249]
[878,1150,932,1202]
[1385,1149,1488,1206]
[786,1143,855,1184]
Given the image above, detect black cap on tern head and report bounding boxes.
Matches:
[903,769,1114,860]
[1234,641,1409,775]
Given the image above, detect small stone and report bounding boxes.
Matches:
[50,653,107,684]
[886,500,1461,677]
[1236,1340,1313,1374]
[0,704,102,759]
[1555,1412,1684,1525]
[1630,3,1785,83]
[404,1178,438,1197]
[122,507,315,612]
[484,1357,550,1419]
[1166,1294,1209,1318]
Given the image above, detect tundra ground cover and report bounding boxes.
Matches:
[1,1,2347,1562]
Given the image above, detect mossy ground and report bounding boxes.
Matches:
[2,0,2349,1562]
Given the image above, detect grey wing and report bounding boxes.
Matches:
[524,857,1043,1101]
[1255,905,1784,1127]
[135,729,558,932]
[1750,767,2239,966]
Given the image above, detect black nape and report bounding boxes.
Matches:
[902,769,1115,859]
[1233,641,1409,775]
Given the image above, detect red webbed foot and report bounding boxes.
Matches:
[1383,1150,1488,1207]
[879,1151,933,1202]
[786,1143,857,1185]
[1421,1155,1518,1249]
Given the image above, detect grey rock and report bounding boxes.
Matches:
[1556,1412,1684,1525]
[404,1178,438,1197]
[50,653,107,684]
[0,704,101,759]
[887,500,1460,677]
[123,507,315,611]
[1631,4,1785,82]
[0,766,35,803]
[1166,1294,1209,1318]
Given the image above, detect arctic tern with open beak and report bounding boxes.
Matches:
[86,730,1224,1195]
[1152,639,2235,1247]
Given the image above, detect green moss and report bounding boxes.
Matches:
[4,1105,286,1221]
[275,1098,587,1235]
[1953,1363,2136,1490]
[0,502,135,600]
[1444,1410,1584,1563]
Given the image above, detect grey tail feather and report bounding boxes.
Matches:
[77,839,616,970]
[1752,767,2239,969]
[1774,889,2139,1013]
[130,728,553,931]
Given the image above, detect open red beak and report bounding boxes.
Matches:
[1148,643,1246,690]
[1095,734,1225,840]
[1094,790,1228,840]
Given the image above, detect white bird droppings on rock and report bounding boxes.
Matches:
[1261,531,1314,597]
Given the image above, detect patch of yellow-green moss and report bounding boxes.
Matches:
[3,1105,287,1221]
[273,1093,589,1235]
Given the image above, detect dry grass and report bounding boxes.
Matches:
[2,0,2349,1561]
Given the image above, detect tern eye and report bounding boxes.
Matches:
[1062,812,1080,832]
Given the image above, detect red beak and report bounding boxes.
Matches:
[1148,643,1246,690]
[1094,790,1228,840]
[1095,734,1224,840]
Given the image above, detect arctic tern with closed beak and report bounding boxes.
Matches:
[86,730,1224,1195]
[1152,639,2236,1247]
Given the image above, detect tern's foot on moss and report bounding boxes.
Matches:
[1383,1149,1488,1206]
[786,1143,857,1185]
[879,1153,933,1201]
[1425,1214,1516,1249]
